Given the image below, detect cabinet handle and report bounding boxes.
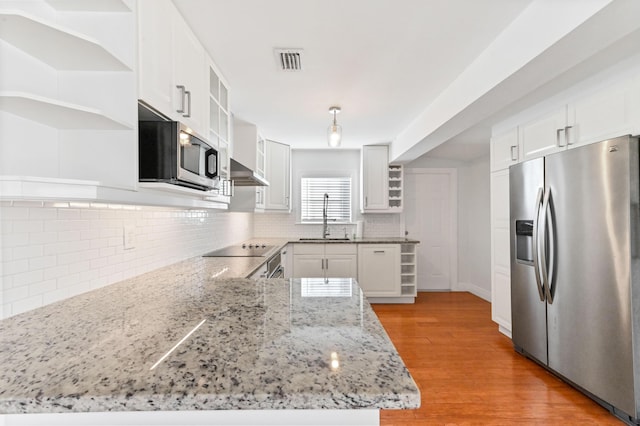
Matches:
[176,85,186,114]
[285,196,289,207]
[556,128,566,147]
[365,196,368,207]
[565,125,573,145]
[325,259,329,270]
[510,145,517,161]
[374,250,385,254]
[183,90,191,118]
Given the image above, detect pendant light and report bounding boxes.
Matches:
[327,106,342,147]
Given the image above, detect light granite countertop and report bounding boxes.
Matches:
[0,253,420,414]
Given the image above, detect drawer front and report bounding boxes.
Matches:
[324,243,357,255]
[292,244,324,255]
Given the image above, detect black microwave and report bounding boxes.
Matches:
[138,120,218,191]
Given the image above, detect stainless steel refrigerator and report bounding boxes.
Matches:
[510,135,640,424]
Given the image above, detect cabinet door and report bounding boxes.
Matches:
[265,140,291,210]
[138,0,173,115]
[362,145,389,211]
[172,12,206,135]
[292,255,324,278]
[490,127,518,172]
[325,255,358,279]
[569,79,634,148]
[357,245,400,297]
[520,107,567,161]
[490,170,511,334]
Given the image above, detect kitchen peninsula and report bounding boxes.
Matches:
[0,245,420,426]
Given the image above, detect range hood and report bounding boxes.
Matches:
[230,158,269,186]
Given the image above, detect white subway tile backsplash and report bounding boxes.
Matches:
[1,205,253,318]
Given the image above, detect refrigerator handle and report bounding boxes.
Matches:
[532,187,546,302]
[540,188,555,303]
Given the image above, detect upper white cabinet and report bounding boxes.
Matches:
[361,145,389,211]
[0,1,138,198]
[361,145,403,213]
[264,140,291,211]
[233,119,266,178]
[207,58,232,203]
[490,128,519,172]
[519,107,568,161]
[138,0,206,136]
[514,75,640,163]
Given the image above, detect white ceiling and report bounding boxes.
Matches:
[173,0,532,157]
[173,0,640,163]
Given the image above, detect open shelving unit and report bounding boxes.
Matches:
[400,243,417,296]
[388,164,403,211]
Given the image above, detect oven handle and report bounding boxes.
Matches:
[268,265,284,278]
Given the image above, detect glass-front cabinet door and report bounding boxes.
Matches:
[208,59,232,200]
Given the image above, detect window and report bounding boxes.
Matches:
[301,177,352,223]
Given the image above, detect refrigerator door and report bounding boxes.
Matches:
[545,136,637,417]
[510,158,547,364]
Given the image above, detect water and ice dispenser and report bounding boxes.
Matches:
[515,220,534,264]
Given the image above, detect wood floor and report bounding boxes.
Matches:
[372,292,623,425]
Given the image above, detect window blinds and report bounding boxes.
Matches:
[301,177,352,223]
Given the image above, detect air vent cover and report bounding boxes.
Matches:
[275,48,304,71]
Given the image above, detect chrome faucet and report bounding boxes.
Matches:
[322,193,330,238]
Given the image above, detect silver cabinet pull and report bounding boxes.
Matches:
[365,196,368,207]
[556,128,566,147]
[565,125,573,145]
[510,145,518,161]
[374,250,385,254]
[176,85,186,114]
[183,90,191,118]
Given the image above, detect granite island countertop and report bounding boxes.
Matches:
[0,257,420,414]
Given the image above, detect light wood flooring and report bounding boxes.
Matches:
[372,292,623,425]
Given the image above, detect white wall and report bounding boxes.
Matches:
[457,155,491,300]
[0,202,253,319]
[405,153,491,301]
[254,149,403,238]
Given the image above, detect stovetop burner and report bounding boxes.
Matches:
[203,243,275,257]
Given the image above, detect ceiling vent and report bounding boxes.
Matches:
[275,48,304,71]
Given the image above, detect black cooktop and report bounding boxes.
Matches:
[203,243,274,257]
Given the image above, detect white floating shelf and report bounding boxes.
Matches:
[0,92,132,130]
[0,11,130,71]
[45,0,131,12]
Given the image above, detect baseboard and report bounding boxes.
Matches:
[457,281,491,302]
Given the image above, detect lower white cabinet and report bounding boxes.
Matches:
[292,244,357,279]
[357,245,400,297]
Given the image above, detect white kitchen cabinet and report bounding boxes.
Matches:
[490,169,511,336]
[361,145,403,213]
[0,2,137,198]
[230,119,267,212]
[138,0,206,136]
[206,57,232,203]
[233,119,266,179]
[490,127,519,172]
[264,140,291,211]
[519,107,568,161]
[292,244,358,279]
[361,145,389,211]
[357,245,400,297]
[568,77,640,148]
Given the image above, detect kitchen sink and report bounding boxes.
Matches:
[299,237,350,241]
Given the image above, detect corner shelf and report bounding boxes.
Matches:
[400,243,417,296]
[45,0,131,12]
[0,92,133,130]
[0,11,130,71]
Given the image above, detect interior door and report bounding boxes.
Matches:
[404,169,456,291]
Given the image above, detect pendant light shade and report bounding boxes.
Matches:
[328,106,342,147]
